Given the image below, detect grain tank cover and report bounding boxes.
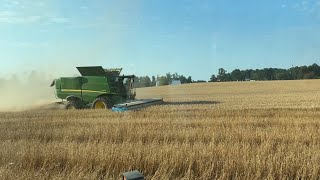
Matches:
[77,66,106,76]
[76,66,123,76]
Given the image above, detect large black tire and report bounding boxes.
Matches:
[65,101,81,110]
[92,97,113,109]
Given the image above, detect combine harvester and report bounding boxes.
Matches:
[50,66,163,112]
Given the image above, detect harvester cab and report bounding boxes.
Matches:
[77,66,136,100]
[51,66,162,111]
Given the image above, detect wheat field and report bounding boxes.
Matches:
[1,80,320,179]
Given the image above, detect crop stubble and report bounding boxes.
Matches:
[1,80,320,179]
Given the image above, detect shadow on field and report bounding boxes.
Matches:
[162,101,222,106]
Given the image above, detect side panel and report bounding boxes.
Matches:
[56,77,82,100]
[55,76,128,104]
[55,79,62,99]
[81,76,109,102]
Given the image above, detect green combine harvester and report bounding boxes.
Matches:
[50,66,163,111]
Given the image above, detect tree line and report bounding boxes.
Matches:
[133,73,196,88]
[210,63,320,82]
[134,63,320,88]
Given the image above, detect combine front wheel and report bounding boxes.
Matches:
[92,97,112,109]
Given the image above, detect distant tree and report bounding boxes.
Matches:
[288,67,297,80]
[308,63,320,74]
[275,69,290,80]
[166,73,173,84]
[231,69,244,81]
[151,76,156,86]
[157,76,169,86]
[193,80,207,83]
[262,68,275,80]
[172,72,179,80]
[217,68,226,81]
[143,76,152,87]
[307,63,320,78]
[209,74,217,82]
[304,71,316,79]
[244,69,253,80]
[134,77,141,88]
[251,69,264,80]
[223,73,233,81]
[217,68,233,81]
[178,75,185,84]
[218,68,225,77]
[186,76,192,83]
[297,66,308,79]
[210,63,320,82]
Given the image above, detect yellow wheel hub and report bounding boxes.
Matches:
[94,101,106,109]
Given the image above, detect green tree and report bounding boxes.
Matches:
[297,66,308,79]
[217,68,233,81]
[179,75,188,84]
[275,69,290,80]
[134,77,141,88]
[166,73,173,84]
[186,76,192,83]
[307,63,320,78]
[231,69,244,81]
[172,72,179,80]
[244,69,253,80]
[143,76,152,87]
[211,63,320,82]
[251,70,264,80]
[157,76,169,86]
[151,76,156,86]
[209,74,217,82]
[217,68,226,81]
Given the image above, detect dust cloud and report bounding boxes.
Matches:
[0,71,60,112]
[0,1,144,112]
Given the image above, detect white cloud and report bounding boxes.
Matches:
[0,10,16,17]
[0,0,70,25]
[49,17,69,24]
[292,0,320,20]
[0,10,68,25]
[294,0,317,12]
[0,40,48,48]
[80,5,88,10]
[0,10,42,24]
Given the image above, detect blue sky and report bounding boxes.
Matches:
[0,0,320,80]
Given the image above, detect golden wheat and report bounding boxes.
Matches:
[1,80,320,179]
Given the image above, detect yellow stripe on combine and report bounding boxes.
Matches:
[61,89,106,93]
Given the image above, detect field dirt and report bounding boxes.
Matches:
[1,80,320,179]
